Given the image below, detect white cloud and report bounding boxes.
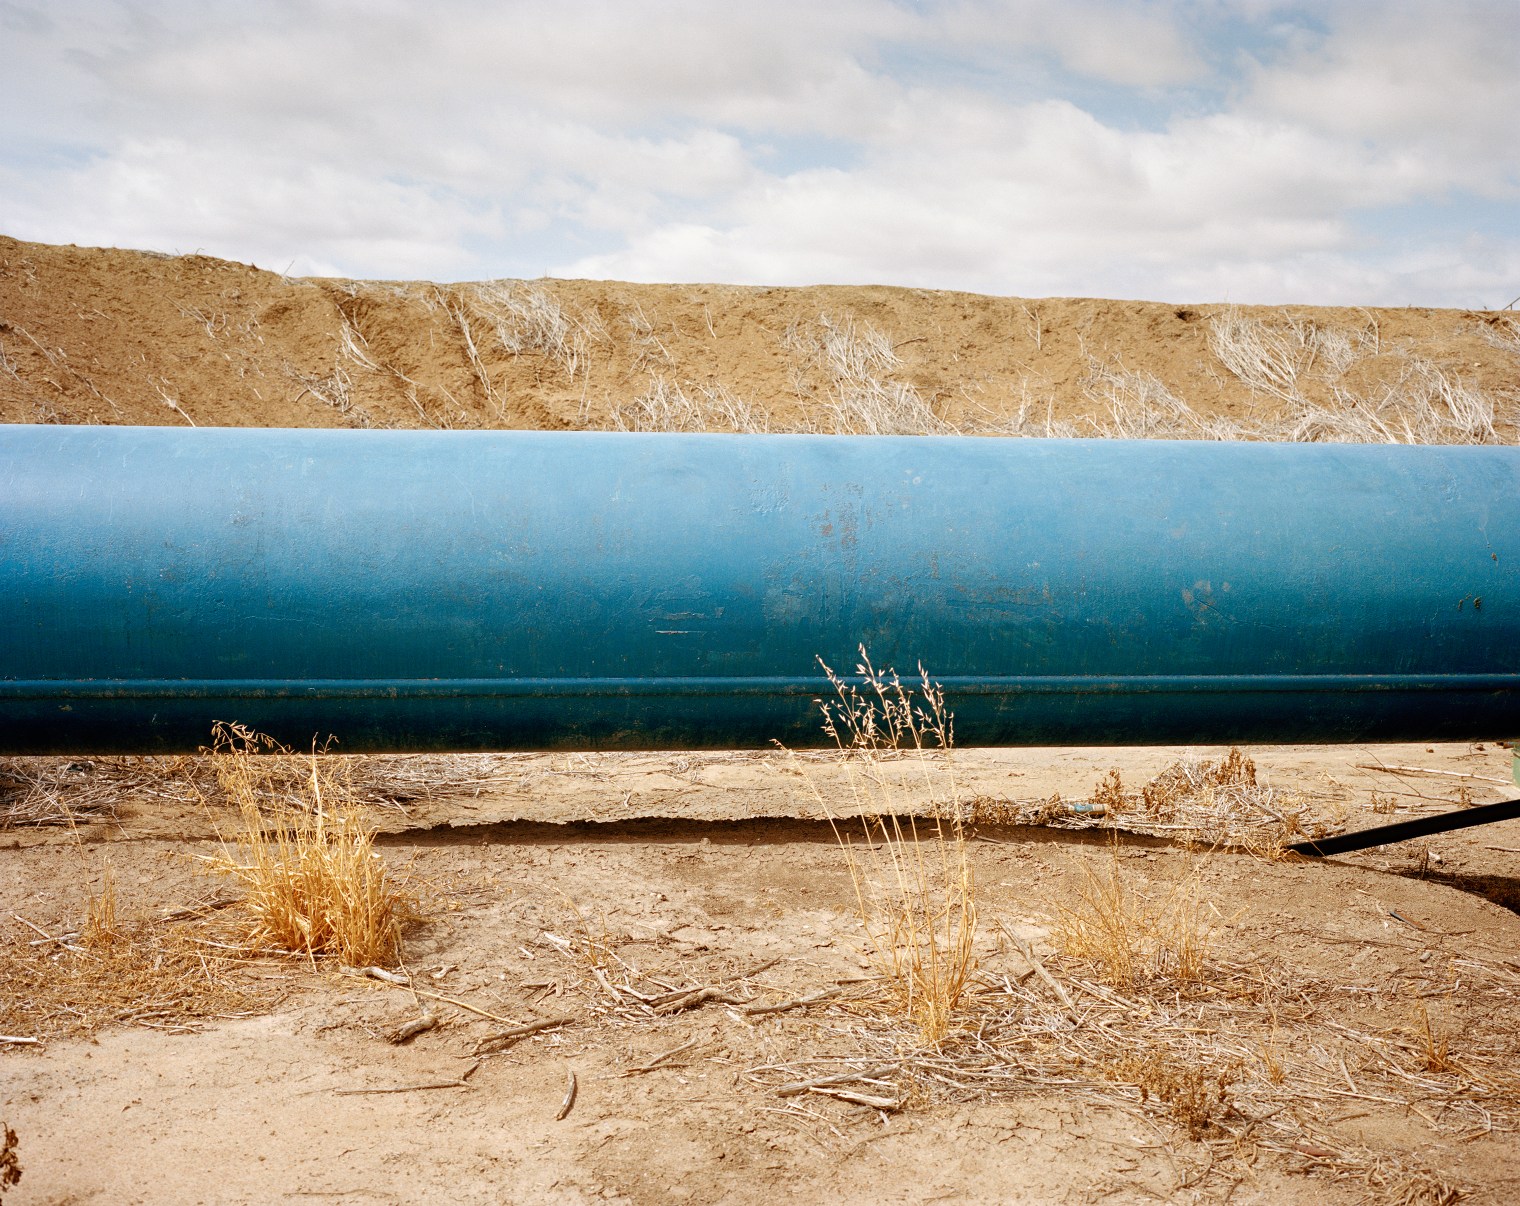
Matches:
[1242,2,1520,197]
[1,0,1516,303]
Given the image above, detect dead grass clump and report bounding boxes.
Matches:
[1056,847,1217,989]
[1409,1001,1460,1075]
[783,314,950,435]
[811,651,977,1044]
[1207,306,1499,445]
[1104,1048,1241,1139]
[0,909,273,1042]
[608,376,769,433]
[1081,359,1235,440]
[1208,307,1368,407]
[81,862,121,950]
[198,725,414,967]
[467,281,604,380]
[0,759,129,829]
[1077,748,1312,851]
[1141,746,1256,819]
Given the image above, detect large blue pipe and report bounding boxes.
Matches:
[3,424,1519,754]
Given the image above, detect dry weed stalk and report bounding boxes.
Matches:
[468,281,603,379]
[810,651,977,1044]
[199,724,413,966]
[1081,359,1233,440]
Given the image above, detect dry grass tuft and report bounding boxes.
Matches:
[1081,359,1236,440]
[1056,845,1218,989]
[809,651,977,1045]
[198,725,414,967]
[1409,1001,1459,1075]
[81,862,121,950]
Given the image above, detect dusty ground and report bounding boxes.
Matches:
[4,743,1520,1204]
[4,236,1520,1203]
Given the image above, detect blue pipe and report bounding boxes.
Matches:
[3,424,1518,753]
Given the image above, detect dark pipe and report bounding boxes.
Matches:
[1286,797,1520,856]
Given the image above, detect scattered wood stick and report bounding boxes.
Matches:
[742,988,838,1016]
[13,914,51,939]
[0,1035,41,1046]
[591,966,626,1003]
[388,1012,439,1044]
[155,896,238,923]
[350,965,410,985]
[473,1014,575,1055]
[776,1064,899,1098]
[15,913,83,951]
[726,956,782,982]
[335,1059,481,1095]
[1354,764,1509,786]
[621,1037,699,1075]
[808,1087,900,1111]
[345,966,530,1027]
[652,987,751,1016]
[556,1068,578,1120]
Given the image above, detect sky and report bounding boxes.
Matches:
[2,0,1517,307]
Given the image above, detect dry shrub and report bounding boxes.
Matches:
[1091,768,1129,814]
[1056,846,1217,989]
[0,1123,18,1204]
[783,314,950,435]
[812,651,977,1044]
[199,724,414,967]
[1104,1048,1241,1140]
[1082,748,1312,851]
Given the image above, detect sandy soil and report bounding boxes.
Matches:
[4,236,1520,1204]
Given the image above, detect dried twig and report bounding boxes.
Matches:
[556,1068,578,1120]
[388,1013,438,1044]
[621,1037,700,1075]
[334,1058,481,1095]
[473,1015,575,1055]
[347,966,533,1027]
[809,1087,901,1110]
[776,1064,899,1098]
[1354,765,1509,786]
[651,987,752,1015]
[743,988,839,1016]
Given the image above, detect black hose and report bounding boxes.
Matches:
[1288,797,1520,857]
